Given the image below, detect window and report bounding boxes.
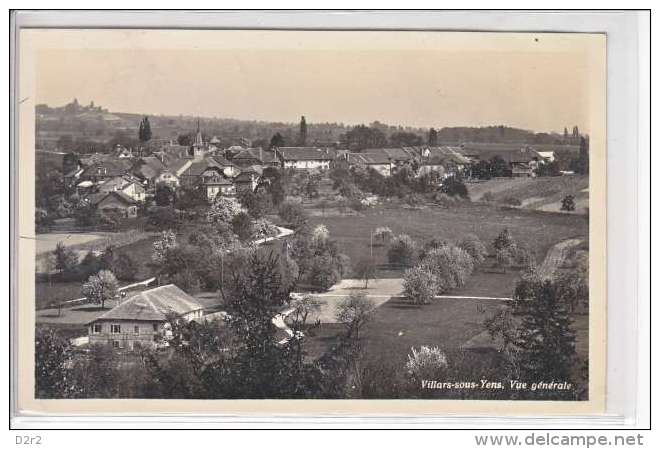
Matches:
[110,324,121,334]
[152,323,159,332]
[134,326,140,335]
[92,324,102,334]
[112,340,120,349]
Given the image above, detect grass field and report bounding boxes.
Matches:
[308,202,588,280]
[35,235,158,310]
[466,175,589,214]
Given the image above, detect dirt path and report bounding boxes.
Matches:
[537,238,582,279]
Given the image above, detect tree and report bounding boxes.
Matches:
[82,270,119,309]
[493,228,515,252]
[154,184,175,207]
[53,241,77,274]
[387,234,417,267]
[226,251,303,397]
[278,201,308,228]
[405,345,448,381]
[160,245,204,292]
[422,245,474,292]
[311,224,330,247]
[207,196,245,225]
[489,155,512,177]
[439,176,469,198]
[232,212,254,242]
[373,226,394,244]
[495,248,513,273]
[335,292,376,344]
[459,234,488,264]
[238,189,271,219]
[146,206,179,231]
[35,328,71,398]
[403,265,437,305]
[269,132,285,149]
[309,254,340,291]
[389,131,423,147]
[513,279,577,384]
[428,127,438,146]
[152,230,177,264]
[353,258,377,288]
[298,116,307,146]
[138,116,152,143]
[561,195,576,211]
[253,218,279,240]
[110,252,138,281]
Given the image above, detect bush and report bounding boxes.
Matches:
[309,254,341,291]
[232,212,255,242]
[278,201,308,229]
[111,253,138,281]
[387,234,417,267]
[405,346,448,380]
[458,234,488,264]
[561,195,576,211]
[146,206,179,231]
[422,245,474,292]
[253,218,279,240]
[402,266,437,305]
[439,176,469,199]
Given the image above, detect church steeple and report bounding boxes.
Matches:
[194,118,203,147]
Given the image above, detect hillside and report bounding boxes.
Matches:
[467,175,589,214]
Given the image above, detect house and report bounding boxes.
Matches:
[454,143,543,178]
[87,284,204,351]
[233,165,263,193]
[98,175,146,202]
[132,156,168,186]
[77,155,133,185]
[231,148,265,167]
[346,152,393,177]
[361,147,416,166]
[115,145,133,158]
[178,159,227,188]
[87,190,138,219]
[409,146,470,177]
[275,147,335,170]
[202,174,236,200]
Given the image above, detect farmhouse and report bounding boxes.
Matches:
[202,174,236,199]
[97,175,146,202]
[346,152,393,177]
[275,147,335,170]
[87,284,204,351]
[455,143,543,177]
[233,165,263,192]
[87,190,138,219]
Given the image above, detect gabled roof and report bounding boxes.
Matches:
[87,190,137,207]
[80,157,133,178]
[165,157,193,176]
[360,147,415,162]
[454,143,543,163]
[89,284,203,323]
[132,156,167,180]
[98,175,145,192]
[277,147,334,161]
[180,159,224,177]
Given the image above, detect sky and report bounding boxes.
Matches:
[29,30,605,133]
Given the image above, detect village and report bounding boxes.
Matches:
[35,101,590,400]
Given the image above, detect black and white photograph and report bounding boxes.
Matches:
[18,26,607,411]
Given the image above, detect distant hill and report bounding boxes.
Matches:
[35,99,582,153]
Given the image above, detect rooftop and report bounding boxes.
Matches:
[89,284,203,323]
